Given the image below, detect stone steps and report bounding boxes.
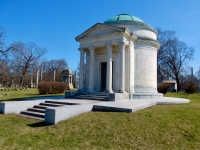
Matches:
[21,111,45,119]
[33,105,49,109]
[45,100,79,105]
[39,102,64,107]
[75,94,107,101]
[74,92,107,101]
[27,108,45,113]
[20,114,45,120]
[20,100,75,120]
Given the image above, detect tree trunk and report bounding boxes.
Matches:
[20,73,26,87]
[176,77,180,92]
[10,78,14,87]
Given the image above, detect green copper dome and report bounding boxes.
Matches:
[104,14,145,24]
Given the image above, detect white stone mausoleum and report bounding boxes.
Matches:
[76,14,162,99]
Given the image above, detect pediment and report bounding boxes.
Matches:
[85,27,117,38]
[75,23,126,41]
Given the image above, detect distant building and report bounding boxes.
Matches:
[157,66,177,92]
[157,65,164,84]
[61,68,74,90]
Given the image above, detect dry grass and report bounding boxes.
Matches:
[0,92,200,149]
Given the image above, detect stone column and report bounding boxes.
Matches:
[40,63,43,81]
[53,69,56,82]
[36,69,39,88]
[88,46,95,92]
[74,71,77,88]
[106,44,113,93]
[79,48,84,90]
[30,76,33,88]
[129,41,135,93]
[119,42,125,93]
[85,51,90,89]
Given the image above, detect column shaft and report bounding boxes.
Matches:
[119,42,125,93]
[79,48,84,89]
[85,52,90,89]
[36,69,39,88]
[106,44,113,93]
[53,70,56,82]
[88,47,94,92]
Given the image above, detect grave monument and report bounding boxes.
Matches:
[76,14,162,99]
[61,68,74,90]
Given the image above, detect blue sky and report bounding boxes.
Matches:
[0,0,200,74]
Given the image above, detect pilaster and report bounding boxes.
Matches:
[129,41,135,94]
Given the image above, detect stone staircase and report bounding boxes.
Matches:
[74,93,108,101]
[20,100,79,120]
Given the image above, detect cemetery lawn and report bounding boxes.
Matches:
[0,88,64,102]
[0,92,200,149]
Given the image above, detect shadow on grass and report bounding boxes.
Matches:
[27,121,52,128]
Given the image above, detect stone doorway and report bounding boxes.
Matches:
[100,62,113,92]
[101,62,107,92]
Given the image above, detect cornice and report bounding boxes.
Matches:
[137,36,160,49]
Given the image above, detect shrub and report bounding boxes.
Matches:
[157,84,171,94]
[184,83,197,94]
[38,82,67,95]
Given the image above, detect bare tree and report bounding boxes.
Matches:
[0,26,12,57]
[156,28,178,64]
[0,58,8,76]
[7,59,20,86]
[157,28,195,91]
[11,42,48,87]
[0,58,9,86]
[180,74,198,91]
[42,59,68,82]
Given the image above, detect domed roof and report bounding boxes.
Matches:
[104,14,145,24]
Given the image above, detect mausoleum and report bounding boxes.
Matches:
[76,14,162,99]
[61,68,74,90]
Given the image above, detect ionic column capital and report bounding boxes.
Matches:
[106,44,112,51]
[129,41,134,46]
[88,46,95,53]
[106,43,112,50]
[78,48,85,53]
[118,41,126,49]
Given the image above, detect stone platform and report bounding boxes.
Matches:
[0,97,189,125]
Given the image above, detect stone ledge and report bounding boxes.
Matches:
[0,100,47,114]
[45,104,94,125]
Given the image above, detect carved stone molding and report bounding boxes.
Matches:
[88,46,95,53]
[106,43,112,52]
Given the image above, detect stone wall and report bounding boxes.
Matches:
[134,41,158,93]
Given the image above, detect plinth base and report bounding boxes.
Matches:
[132,93,163,99]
